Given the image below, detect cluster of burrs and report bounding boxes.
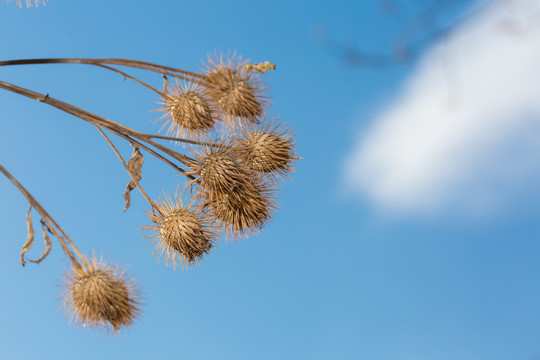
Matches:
[0,53,296,334]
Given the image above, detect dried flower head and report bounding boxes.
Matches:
[232,116,296,182]
[143,192,216,270]
[202,53,269,125]
[156,81,216,140]
[202,178,277,240]
[62,256,141,334]
[184,142,251,200]
[245,61,276,74]
[12,0,46,7]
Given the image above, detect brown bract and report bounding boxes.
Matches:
[202,54,269,125]
[232,117,296,183]
[143,193,216,270]
[62,256,141,334]
[156,81,216,140]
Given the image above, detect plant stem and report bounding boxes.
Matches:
[0,163,87,268]
[94,63,164,96]
[95,125,165,216]
[0,80,196,178]
[0,58,206,82]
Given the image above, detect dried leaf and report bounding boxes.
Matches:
[29,222,52,264]
[162,75,169,94]
[123,147,144,212]
[20,205,35,267]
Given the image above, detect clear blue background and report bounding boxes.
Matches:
[1,1,540,359]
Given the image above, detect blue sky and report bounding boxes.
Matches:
[1,0,540,359]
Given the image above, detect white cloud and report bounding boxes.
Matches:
[345,0,540,218]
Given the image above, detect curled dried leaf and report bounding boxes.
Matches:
[162,75,169,94]
[123,147,144,212]
[20,205,35,267]
[29,221,52,264]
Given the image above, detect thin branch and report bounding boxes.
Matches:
[0,58,205,83]
[111,131,195,179]
[94,125,164,216]
[0,80,195,178]
[94,64,164,96]
[0,163,86,268]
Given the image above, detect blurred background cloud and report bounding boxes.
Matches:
[344,0,540,218]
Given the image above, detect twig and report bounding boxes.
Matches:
[94,64,164,96]
[94,125,165,216]
[0,80,196,179]
[0,58,205,83]
[0,163,86,268]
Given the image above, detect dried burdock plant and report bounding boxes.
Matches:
[156,80,217,140]
[203,53,270,125]
[63,255,141,334]
[143,191,216,270]
[232,116,296,183]
[184,140,251,200]
[202,178,278,240]
[0,163,142,335]
[0,53,297,334]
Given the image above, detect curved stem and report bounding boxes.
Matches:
[0,163,86,268]
[94,64,164,96]
[110,130,194,179]
[0,80,196,179]
[0,58,206,82]
[95,125,166,216]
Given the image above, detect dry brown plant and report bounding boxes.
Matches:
[156,80,217,140]
[232,116,296,184]
[202,177,278,240]
[203,53,270,126]
[0,53,297,334]
[143,191,216,270]
[62,255,142,333]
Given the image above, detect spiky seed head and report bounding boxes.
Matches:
[157,81,216,140]
[232,117,296,182]
[143,192,216,270]
[202,178,278,241]
[199,151,245,194]
[202,53,269,125]
[184,143,251,200]
[62,256,141,334]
